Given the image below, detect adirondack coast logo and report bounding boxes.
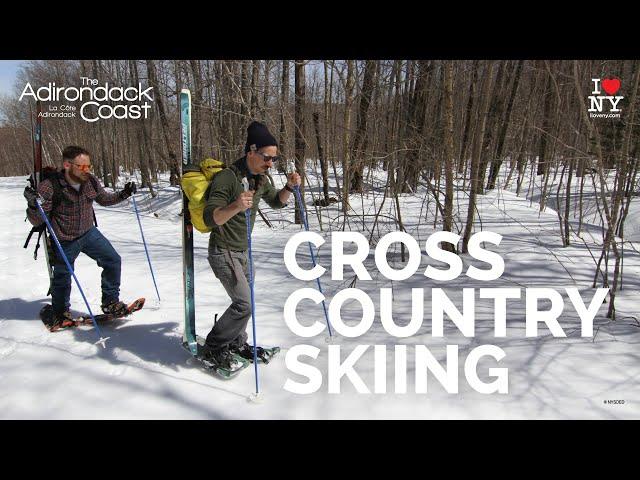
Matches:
[18,77,154,123]
[588,77,623,118]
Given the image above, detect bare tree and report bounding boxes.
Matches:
[350,60,376,193]
[463,61,495,253]
[442,61,456,252]
[278,60,289,173]
[294,60,306,225]
[342,60,356,222]
[147,60,180,185]
[487,59,524,190]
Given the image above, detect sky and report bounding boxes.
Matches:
[0,60,24,98]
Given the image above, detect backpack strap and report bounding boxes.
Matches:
[23,228,37,249]
[49,172,65,213]
[24,173,62,258]
[23,226,45,258]
[33,229,43,260]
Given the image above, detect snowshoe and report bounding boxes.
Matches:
[39,298,145,332]
[76,298,145,324]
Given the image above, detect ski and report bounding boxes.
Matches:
[182,336,250,379]
[39,298,145,332]
[180,89,198,356]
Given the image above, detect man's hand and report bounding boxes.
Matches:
[120,181,137,199]
[287,172,301,189]
[234,190,254,211]
[24,186,38,210]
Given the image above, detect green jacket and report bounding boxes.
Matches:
[203,157,286,251]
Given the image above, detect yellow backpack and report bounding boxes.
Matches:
[180,158,225,233]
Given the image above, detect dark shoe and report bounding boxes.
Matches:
[201,344,236,370]
[231,342,269,363]
[43,309,76,331]
[101,300,128,317]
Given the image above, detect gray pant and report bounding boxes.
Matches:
[205,245,252,349]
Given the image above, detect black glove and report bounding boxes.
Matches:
[24,186,38,210]
[120,181,137,199]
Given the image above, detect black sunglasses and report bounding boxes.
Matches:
[255,151,281,163]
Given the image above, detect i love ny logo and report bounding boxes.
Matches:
[588,77,624,118]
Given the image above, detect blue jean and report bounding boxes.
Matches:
[51,227,121,313]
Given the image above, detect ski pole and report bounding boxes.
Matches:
[35,196,109,348]
[242,178,261,401]
[291,180,333,338]
[131,194,161,302]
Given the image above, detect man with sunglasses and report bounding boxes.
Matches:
[24,145,137,330]
[201,121,301,370]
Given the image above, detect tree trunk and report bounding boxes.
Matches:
[463,61,495,253]
[313,111,330,203]
[487,59,524,190]
[350,60,376,193]
[478,60,508,193]
[443,61,456,252]
[147,60,179,185]
[537,70,553,177]
[278,60,289,173]
[189,60,204,163]
[251,60,259,118]
[294,60,306,225]
[91,59,110,187]
[342,60,356,222]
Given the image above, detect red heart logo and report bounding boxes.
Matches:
[602,77,621,96]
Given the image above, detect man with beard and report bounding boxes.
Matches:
[24,145,137,330]
[200,121,301,370]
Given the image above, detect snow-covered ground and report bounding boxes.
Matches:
[1,164,639,419]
